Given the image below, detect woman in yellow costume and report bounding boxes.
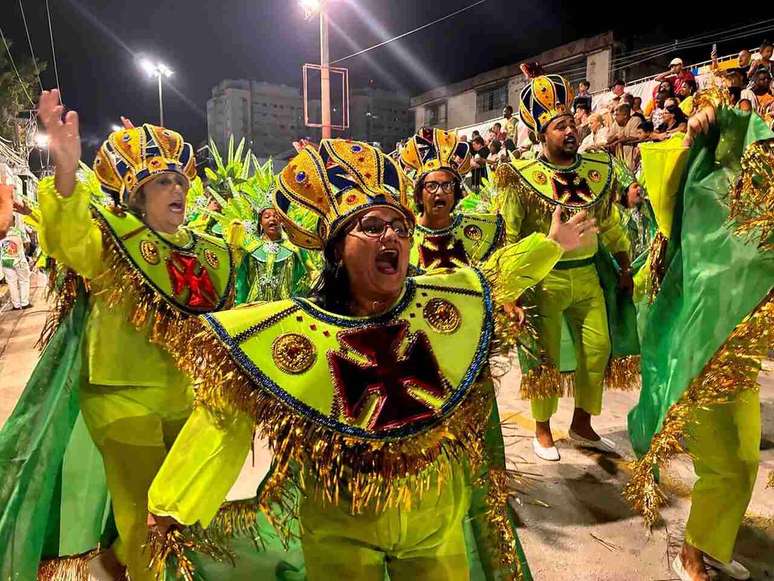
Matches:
[0,89,237,580]
[399,128,504,270]
[146,139,598,580]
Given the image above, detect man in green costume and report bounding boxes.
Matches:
[496,72,637,462]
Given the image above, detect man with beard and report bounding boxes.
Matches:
[496,72,636,462]
[400,128,504,271]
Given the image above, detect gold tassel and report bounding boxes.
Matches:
[623,292,774,526]
[37,550,97,581]
[519,362,575,399]
[768,471,773,489]
[647,232,669,303]
[728,138,774,252]
[604,356,641,391]
[36,267,84,350]
[477,469,526,581]
[147,527,233,581]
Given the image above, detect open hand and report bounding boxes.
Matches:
[38,89,81,197]
[683,106,716,148]
[547,207,598,253]
[502,302,526,325]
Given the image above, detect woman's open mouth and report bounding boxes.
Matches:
[169,200,184,214]
[375,248,399,275]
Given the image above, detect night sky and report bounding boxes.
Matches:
[2,0,767,151]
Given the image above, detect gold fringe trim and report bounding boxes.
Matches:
[768,471,774,489]
[94,221,235,350]
[604,355,642,391]
[729,138,774,252]
[148,527,233,581]
[37,550,97,581]
[36,266,84,351]
[519,362,575,399]
[623,291,774,526]
[161,320,496,550]
[647,232,669,303]
[479,469,525,581]
[692,85,733,111]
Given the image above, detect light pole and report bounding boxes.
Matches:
[301,0,332,138]
[139,58,173,126]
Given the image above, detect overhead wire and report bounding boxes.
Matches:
[0,24,36,106]
[45,0,62,100]
[18,0,44,91]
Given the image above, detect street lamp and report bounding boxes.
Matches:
[139,58,173,126]
[301,0,332,139]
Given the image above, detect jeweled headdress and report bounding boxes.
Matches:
[273,139,411,250]
[399,127,471,180]
[93,124,197,204]
[519,72,574,135]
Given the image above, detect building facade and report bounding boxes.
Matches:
[409,32,615,133]
[207,80,307,159]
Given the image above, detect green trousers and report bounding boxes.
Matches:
[684,389,760,563]
[530,265,611,422]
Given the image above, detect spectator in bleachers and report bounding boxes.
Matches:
[738,98,753,112]
[578,112,608,152]
[646,89,671,131]
[738,49,752,71]
[503,105,519,145]
[469,135,488,190]
[678,79,698,116]
[472,130,482,141]
[652,99,688,141]
[575,102,591,142]
[741,66,774,116]
[596,78,626,112]
[573,79,593,113]
[486,122,504,143]
[607,103,642,171]
[632,96,644,116]
[747,40,773,80]
[486,139,505,166]
[655,57,696,95]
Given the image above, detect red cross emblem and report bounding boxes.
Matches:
[551,173,595,206]
[329,321,447,432]
[166,251,217,311]
[418,234,470,270]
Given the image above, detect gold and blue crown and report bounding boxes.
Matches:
[399,128,471,179]
[93,124,197,204]
[273,139,411,250]
[519,74,574,134]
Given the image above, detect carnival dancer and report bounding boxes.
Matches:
[400,127,505,270]
[146,139,598,580]
[0,89,237,581]
[495,72,638,462]
[625,94,773,581]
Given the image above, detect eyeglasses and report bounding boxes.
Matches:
[423,180,457,194]
[356,215,412,239]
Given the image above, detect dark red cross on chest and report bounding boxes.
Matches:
[551,172,595,206]
[328,321,447,432]
[166,251,217,311]
[418,234,470,269]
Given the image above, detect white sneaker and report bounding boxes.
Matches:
[705,556,750,580]
[532,437,560,461]
[568,429,617,453]
[671,555,694,581]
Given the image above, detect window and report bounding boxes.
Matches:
[476,84,508,115]
[425,102,447,127]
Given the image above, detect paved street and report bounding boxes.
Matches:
[1,286,772,580]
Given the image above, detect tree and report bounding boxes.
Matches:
[0,39,45,144]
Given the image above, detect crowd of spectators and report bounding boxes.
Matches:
[456,39,774,186]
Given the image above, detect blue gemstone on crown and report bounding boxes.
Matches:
[295,171,307,183]
[351,144,362,153]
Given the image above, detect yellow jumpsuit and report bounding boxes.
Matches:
[38,178,193,580]
[148,234,564,580]
[500,193,630,421]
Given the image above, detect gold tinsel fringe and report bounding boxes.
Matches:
[520,363,575,399]
[604,356,642,391]
[479,469,525,581]
[647,232,669,303]
[623,292,774,526]
[161,318,496,551]
[768,471,774,489]
[148,526,233,581]
[728,138,774,252]
[37,550,97,581]
[36,267,83,351]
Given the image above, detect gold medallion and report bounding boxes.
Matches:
[139,240,160,265]
[588,170,601,183]
[203,249,220,269]
[533,171,548,185]
[273,333,317,374]
[463,224,483,241]
[423,298,461,334]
